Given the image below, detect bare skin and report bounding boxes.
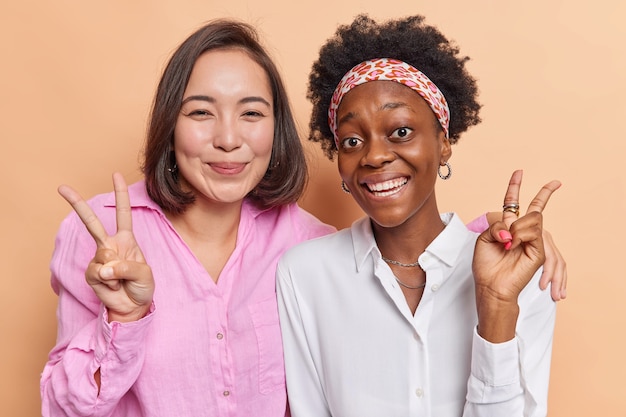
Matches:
[473,170,561,342]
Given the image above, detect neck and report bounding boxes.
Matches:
[166,199,244,282]
[372,207,445,265]
[167,199,243,243]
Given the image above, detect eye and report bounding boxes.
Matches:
[182,108,213,120]
[389,127,413,139]
[242,110,265,119]
[340,137,363,149]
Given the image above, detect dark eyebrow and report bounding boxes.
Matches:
[239,96,271,107]
[181,95,271,107]
[381,102,411,111]
[181,95,214,105]
[337,111,356,127]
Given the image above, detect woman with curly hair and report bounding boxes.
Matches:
[277,14,559,416]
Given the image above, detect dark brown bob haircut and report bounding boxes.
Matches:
[143,19,308,214]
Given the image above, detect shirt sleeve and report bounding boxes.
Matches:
[40,212,154,417]
[276,260,331,417]
[463,268,556,417]
[466,213,490,233]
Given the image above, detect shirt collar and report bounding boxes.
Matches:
[351,212,474,272]
[103,180,160,210]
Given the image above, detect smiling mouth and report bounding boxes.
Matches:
[365,177,408,197]
[209,162,247,175]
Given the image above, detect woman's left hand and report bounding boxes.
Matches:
[472,170,561,342]
[484,172,567,301]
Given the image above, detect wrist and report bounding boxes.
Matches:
[107,303,152,323]
[475,292,519,343]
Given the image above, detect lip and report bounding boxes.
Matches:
[208,162,247,175]
[360,175,409,198]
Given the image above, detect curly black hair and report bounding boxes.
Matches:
[307,14,482,160]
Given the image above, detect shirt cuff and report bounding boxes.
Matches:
[95,302,156,363]
[466,327,523,403]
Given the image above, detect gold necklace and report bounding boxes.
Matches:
[394,277,426,290]
[382,256,426,290]
[382,255,423,270]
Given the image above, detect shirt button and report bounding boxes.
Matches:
[431,284,440,292]
[223,390,230,397]
[415,388,424,398]
[216,333,224,340]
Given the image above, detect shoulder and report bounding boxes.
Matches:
[519,266,555,309]
[57,180,158,237]
[280,226,352,266]
[250,202,336,241]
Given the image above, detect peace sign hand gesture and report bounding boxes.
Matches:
[472,170,561,342]
[58,173,154,323]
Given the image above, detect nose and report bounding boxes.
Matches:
[361,137,394,168]
[212,118,242,152]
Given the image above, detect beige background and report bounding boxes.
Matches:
[1,0,624,415]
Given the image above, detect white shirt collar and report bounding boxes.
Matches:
[350,212,476,273]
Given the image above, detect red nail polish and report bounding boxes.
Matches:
[499,230,512,241]
[504,241,512,250]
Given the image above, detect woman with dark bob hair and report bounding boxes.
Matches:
[144,20,309,212]
[40,20,336,417]
[277,14,562,416]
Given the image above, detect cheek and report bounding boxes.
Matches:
[248,121,275,157]
[337,154,358,181]
[173,119,206,155]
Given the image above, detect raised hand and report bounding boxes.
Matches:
[58,173,154,323]
[472,170,561,342]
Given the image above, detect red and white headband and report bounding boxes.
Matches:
[328,58,450,146]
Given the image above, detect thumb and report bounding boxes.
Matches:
[482,221,513,251]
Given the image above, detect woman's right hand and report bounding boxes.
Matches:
[58,173,154,323]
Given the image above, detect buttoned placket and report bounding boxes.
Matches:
[375,253,443,417]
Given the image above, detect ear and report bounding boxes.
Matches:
[438,130,452,163]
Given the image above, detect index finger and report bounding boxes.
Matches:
[502,169,523,225]
[58,184,108,247]
[526,180,562,214]
[112,172,133,233]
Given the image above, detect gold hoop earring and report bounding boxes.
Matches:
[438,161,452,180]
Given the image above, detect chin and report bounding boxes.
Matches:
[366,211,411,230]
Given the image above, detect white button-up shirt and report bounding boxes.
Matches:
[277,213,556,417]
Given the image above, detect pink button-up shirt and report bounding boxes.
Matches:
[41,181,336,417]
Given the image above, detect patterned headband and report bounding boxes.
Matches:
[328,58,450,146]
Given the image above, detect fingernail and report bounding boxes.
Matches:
[100,266,113,279]
[499,230,512,241]
[504,241,513,251]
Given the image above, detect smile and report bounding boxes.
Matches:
[365,177,408,197]
[208,162,247,175]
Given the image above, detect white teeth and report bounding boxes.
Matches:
[367,178,408,193]
[367,178,407,191]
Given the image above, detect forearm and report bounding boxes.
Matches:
[475,293,519,343]
[465,270,555,417]
[463,330,524,417]
[41,303,154,417]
